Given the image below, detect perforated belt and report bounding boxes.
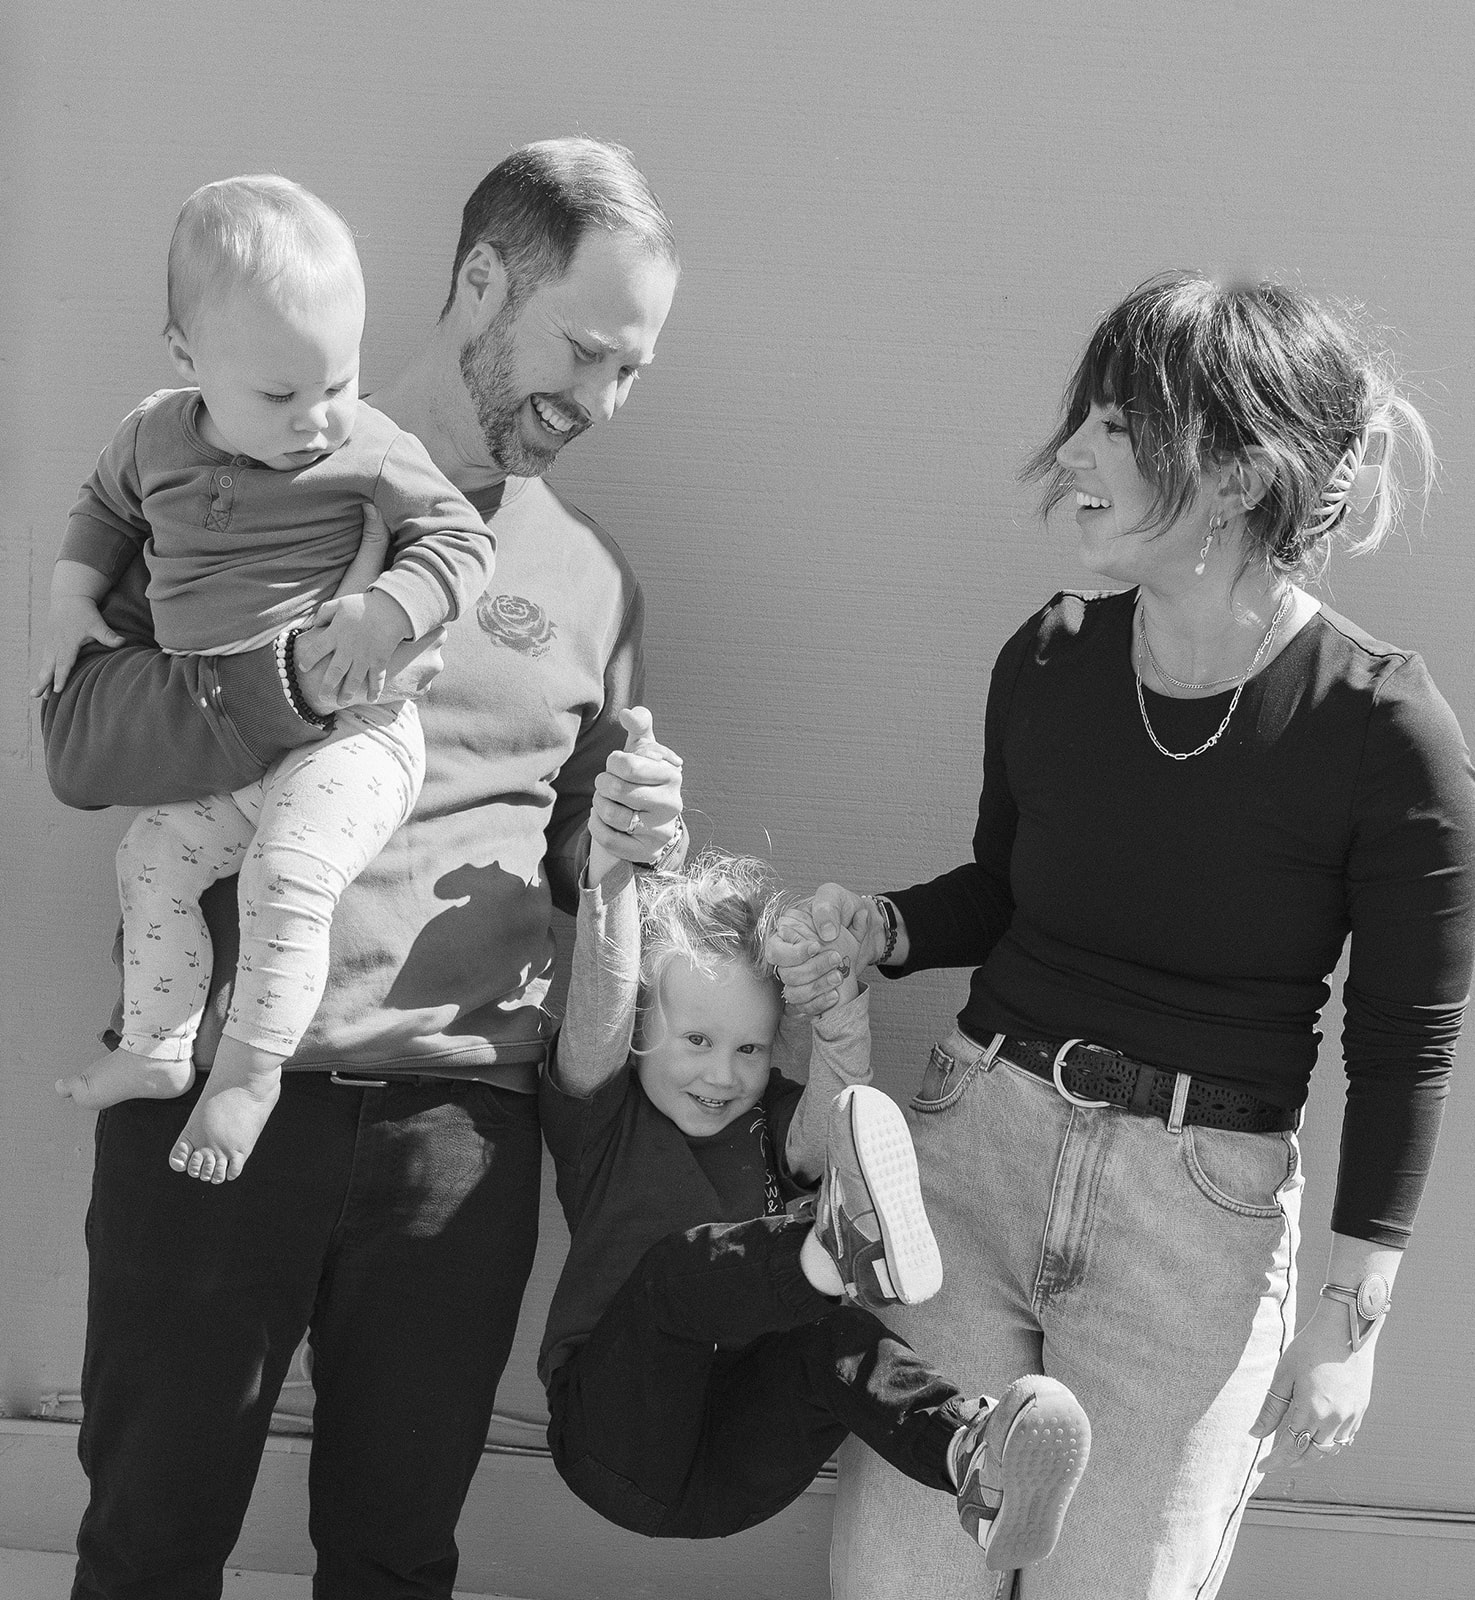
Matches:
[994,1036,1297,1133]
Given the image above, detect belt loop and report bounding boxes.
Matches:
[1166,1072,1191,1135]
[982,1033,1007,1069]
[1051,1039,1110,1109]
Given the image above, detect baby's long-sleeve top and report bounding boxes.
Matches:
[59,388,495,650]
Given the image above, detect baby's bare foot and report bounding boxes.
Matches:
[168,1039,283,1184]
[57,1050,194,1109]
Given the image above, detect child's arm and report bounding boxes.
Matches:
[304,424,494,703]
[555,707,679,1096]
[553,857,641,1099]
[781,916,871,1185]
[35,407,157,697]
[33,560,127,696]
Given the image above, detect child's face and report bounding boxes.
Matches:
[167,284,364,470]
[636,956,783,1138]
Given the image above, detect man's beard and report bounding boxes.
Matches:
[459,298,563,478]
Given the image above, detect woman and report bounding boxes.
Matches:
[774,274,1475,1599]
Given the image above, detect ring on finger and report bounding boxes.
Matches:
[1309,1438,1341,1455]
[624,808,639,834]
[1291,1429,1314,1452]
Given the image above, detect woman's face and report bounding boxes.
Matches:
[1056,402,1208,586]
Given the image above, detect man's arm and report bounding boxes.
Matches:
[545,585,645,914]
[42,552,326,808]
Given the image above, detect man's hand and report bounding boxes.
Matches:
[294,592,442,714]
[588,706,684,869]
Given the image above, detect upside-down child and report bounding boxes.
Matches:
[40,175,496,1182]
[537,708,1092,1571]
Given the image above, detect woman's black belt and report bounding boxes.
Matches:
[996,1036,1298,1133]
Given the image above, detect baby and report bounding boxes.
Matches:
[40,175,496,1182]
[536,708,1091,1571]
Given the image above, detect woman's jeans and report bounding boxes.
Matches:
[547,1214,967,1539]
[831,1028,1302,1600]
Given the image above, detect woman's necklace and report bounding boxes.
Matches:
[1134,587,1293,762]
[1136,607,1242,691]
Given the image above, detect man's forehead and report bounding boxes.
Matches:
[540,230,677,354]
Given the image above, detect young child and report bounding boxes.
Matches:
[40,175,497,1183]
[537,707,1091,1573]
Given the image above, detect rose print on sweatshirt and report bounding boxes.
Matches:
[478,593,556,656]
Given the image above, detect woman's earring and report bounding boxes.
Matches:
[1196,512,1227,577]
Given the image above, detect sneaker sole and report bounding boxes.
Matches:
[966,1377,1091,1572]
[846,1088,943,1305]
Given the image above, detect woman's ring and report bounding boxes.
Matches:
[625,809,640,834]
[838,958,851,980]
[1266,1390,1292,1405]
[1309,1438,1341,1454]
[1291,1429,1314,1451]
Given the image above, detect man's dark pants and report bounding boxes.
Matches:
[546,1214,967,1539]
[71,1071,542,1600]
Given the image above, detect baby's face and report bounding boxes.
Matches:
[636,956,783,1138]
[171,283,363,470]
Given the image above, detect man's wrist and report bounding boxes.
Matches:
[277,628,334,729]
[640,814,686,873]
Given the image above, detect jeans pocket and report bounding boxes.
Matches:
[910,1042,985,1114]
[1181,1125,1296,1217]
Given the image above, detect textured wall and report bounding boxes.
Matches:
[4,0,1473,1572]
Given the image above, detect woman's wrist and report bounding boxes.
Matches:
[868,894,910,968]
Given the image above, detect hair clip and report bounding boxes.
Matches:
[1303,430,1377,539]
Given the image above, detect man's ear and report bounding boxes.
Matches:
[163,327,198,384]
[1229,448,1277,511]
[455,240,511,323]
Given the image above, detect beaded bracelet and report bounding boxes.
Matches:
[275,628,333,731]
[870,894,899,964]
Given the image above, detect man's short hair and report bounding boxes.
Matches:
[440,137,677,320]
[166,174,363,337]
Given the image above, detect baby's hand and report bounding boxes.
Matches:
[33,596,125,697]
[309,589,415,703]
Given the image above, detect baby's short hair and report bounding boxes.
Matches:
[166,174,362,337]
[636,850,788,1015]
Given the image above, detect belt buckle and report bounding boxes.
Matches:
[1050,1039,1110,1109]
[329,1071,391,1089]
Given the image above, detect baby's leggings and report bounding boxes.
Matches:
[113,699,423,1060]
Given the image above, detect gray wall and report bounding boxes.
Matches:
[5,0,1473,1588]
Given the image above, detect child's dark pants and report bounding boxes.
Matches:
[546,1213,967,1539]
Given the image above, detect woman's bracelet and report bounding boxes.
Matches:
[869,894,899,965]
[275,628,333,731]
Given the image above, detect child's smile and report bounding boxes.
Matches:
[636,956,783,1138]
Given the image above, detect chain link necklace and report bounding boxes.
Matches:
[1137,607,1242,691]
[1134,587,1293,761]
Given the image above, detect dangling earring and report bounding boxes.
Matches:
[1196,512,1226,577]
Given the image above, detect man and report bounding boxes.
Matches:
[44,138,684,1600]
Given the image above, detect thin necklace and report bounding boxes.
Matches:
[1137,607,1242,691]
[1135,587,1293,761]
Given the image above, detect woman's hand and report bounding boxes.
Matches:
[587,706,685,871]
[766,883,885,1016]
[1249,1298,1378,1473]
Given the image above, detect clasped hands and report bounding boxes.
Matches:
[766,882,886,1013]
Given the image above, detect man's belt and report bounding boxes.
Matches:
[995,1036,1297,1133]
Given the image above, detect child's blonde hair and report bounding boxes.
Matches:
[166,174,363,337]
[634,851,788,1045]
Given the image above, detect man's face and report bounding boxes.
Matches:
[458,228,678,477]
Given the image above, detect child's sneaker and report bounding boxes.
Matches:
[815,1084,943,1308]
[954,1375,1091,1571]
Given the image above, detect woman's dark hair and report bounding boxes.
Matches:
[1026,272,1433,576]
